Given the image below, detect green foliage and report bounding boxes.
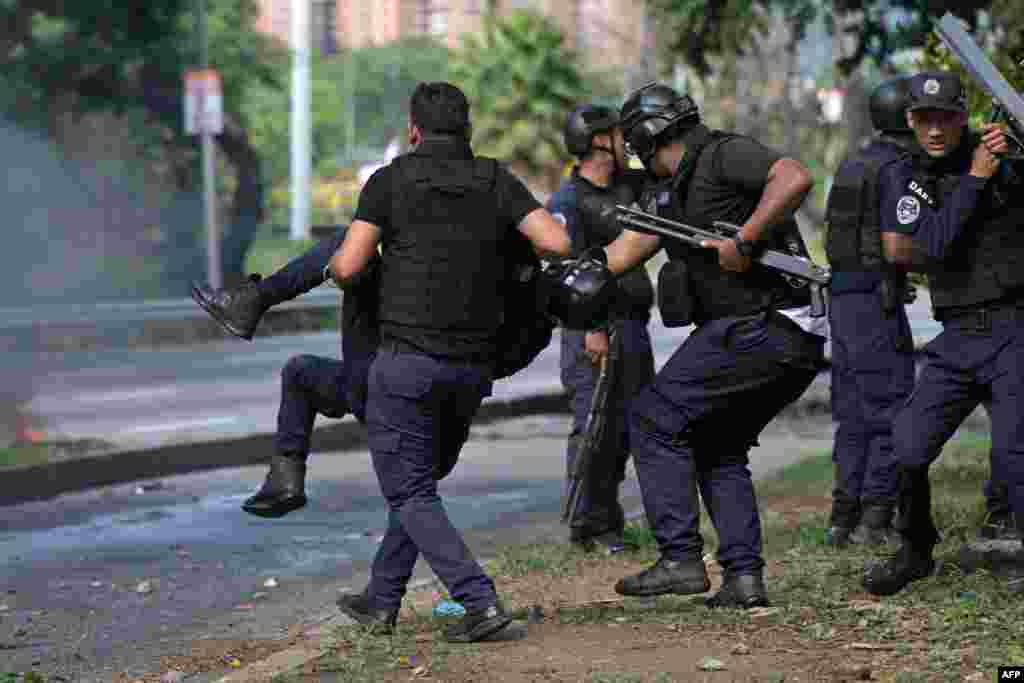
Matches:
[448,10,604,179]
[244,38,451,188]
[918,4,1024,127]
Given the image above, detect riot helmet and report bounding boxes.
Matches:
[869,76,913,134]
[564,105,620,157]
[619,83,700,167]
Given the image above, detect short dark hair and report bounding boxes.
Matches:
[410,82,471,136]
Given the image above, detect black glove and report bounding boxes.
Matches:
[541,255,615,330]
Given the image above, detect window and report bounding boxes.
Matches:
[311,0,337,55]
[417,0,448,39]
[576,0,606,52]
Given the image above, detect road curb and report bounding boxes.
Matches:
[0,392,572,507]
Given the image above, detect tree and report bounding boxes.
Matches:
[447,10,608,189]
[0,0,283,290]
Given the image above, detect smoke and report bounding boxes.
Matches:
[0,116,207,446]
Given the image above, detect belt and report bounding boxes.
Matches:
[380,337,493,364]
[939,302,1024,332]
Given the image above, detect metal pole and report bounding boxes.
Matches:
[290,0,312,241]
[198,0,222,289]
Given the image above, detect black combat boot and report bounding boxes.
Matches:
[825,490,860,548]
[615,556,710,597]
[705,573,769,609]
[980,485,1014,540]
[850,501,896,546]
[190,274,269,341]
[862,541,935,596]
[241,453,307,518]
[443,602,512,643]
[863,466,938,596]
[336,590,399,634]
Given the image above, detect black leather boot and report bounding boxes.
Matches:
[443,602,512,643]
[242,454,307,518]
[336,590,399,634]
[851,501,896,546]
[614,556,710,597]
[825,491,860,548]
[190,274,269,341]
[705,573,769,609]
[862,541,935,596]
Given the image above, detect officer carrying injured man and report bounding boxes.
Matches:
[549,105,656,554]
[581,83,827,608]
[860,72,1023,597]
[325,82,573,641]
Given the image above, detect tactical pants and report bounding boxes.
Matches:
[829,289,915,526]
[364,347,498,612]
[629,312,822,576]
[257,232,342,306]
[275,354,352,457]
[893,310,1024,548]
[560,318,655,538]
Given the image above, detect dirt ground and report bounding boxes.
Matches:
[294,494,951,683]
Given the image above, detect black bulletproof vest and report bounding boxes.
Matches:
[661,127,811,324]
[377,141,507,357]
[923,149,1024,313]
[571,169,654,319]
[825,137,912,273]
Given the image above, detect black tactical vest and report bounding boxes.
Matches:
[377,140,507,358]
[825,135,913,309]
[826,137,912,272]
[925,158,1024,313]
[661,127,812,324]
[571,169,654,319]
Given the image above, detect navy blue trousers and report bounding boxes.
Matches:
[893,312,1024,547]
[829,289,915,524]
[364,348,497,612]
[257,231,342,306]
[275,354,354,457]
[629,312,822,576]
[560,318,655,537]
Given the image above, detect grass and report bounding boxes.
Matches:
[309,431,1017,682]
[0,444,50,468]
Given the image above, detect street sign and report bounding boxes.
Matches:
[184,69,224,135]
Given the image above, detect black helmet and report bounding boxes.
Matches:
[869,76,913,133]
[619,83,700,167]
[564,105,620,157]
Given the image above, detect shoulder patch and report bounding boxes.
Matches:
[896,196,921,225]
[906,179,936,207]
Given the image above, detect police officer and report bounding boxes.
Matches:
[590,83,826,607]
[327,82,571,639]
[550,105,656,553]
[823,76,919,547]
[860,72,1021,596]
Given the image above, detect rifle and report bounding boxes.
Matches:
[615,205,831,317]
[935,12,1024,160]
[562,325,620,527]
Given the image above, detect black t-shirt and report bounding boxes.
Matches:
[665,134,807,322]
[354,162,542,240]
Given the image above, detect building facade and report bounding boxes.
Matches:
[254,0,656,88]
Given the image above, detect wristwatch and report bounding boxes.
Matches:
[733,237,760,260]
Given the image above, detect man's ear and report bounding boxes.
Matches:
[408,122,422,147]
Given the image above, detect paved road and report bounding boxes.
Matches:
[0,412,836,682]
[24,291,942,451]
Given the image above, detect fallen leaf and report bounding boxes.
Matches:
[698,657,726,672]
[846,642,894,651]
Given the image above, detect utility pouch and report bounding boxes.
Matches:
[657,260,695,327]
